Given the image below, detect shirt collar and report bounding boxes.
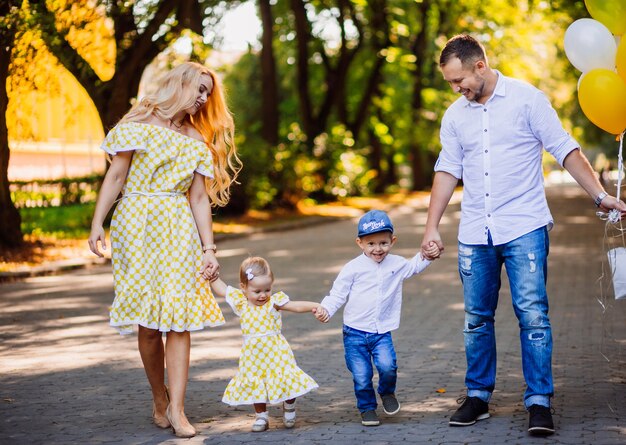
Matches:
[360,252,386,265]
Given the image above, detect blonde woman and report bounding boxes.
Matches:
[88,62,241,438]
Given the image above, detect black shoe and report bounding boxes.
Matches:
[528,404,555,436]
[360,410,380,426]
[449,396,490,426]
[381,393,401,415]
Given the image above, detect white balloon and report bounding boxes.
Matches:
[564,18,617,73]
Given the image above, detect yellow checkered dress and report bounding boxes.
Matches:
[102,122,225,334]
[222,286,318,405]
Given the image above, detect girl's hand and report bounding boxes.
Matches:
[313,305,330,323]
[88,226,106,257]
[200,250,220,281]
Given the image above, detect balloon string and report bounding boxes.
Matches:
[616,131,624,203]
[597,131,626,226]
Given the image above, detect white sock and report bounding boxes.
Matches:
[256,411,269,420]
[284,401,296,420]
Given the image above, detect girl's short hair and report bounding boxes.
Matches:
[239,256,274,286]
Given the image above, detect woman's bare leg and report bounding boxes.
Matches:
[165,330,195,437]
[138,326,169,426]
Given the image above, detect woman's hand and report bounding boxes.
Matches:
[200,250,220,281]
[88,225,106,257]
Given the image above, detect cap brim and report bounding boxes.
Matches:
[357,228,394,237]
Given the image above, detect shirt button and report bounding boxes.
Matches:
[486,193,490,197]
[484,129,487,132]
[487,214,491,217]
[485,172,488,176]
[484,108,487,112]
[484,149,488,153]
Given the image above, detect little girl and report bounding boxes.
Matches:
[210,256,329,432]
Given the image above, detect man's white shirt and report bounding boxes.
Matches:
[436,71,579,246]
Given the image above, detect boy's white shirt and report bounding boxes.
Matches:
[320,252,431,334]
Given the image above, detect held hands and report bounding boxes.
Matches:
[200,250,220,281]
[421,228,444,261]
[422,241,441,260]
[312,304,330,323]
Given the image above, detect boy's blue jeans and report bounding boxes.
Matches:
[343,325,397,413]
[459,226,553,409]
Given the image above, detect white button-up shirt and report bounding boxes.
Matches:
[435,71,579,246]
[320,252,431,334]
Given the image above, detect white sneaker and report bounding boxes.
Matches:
[251,416,269,432]
[283,402,296,428]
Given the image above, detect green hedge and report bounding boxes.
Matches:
[10,174,103,208]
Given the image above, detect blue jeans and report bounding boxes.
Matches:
[343,325,398,413]
[458,227,553,409]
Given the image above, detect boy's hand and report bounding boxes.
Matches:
[421,229,444,260]
[422,241,441,260]
[312,305,330,323]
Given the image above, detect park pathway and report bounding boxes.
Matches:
[1,184,625,444]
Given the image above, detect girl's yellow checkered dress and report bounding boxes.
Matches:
[101,122,225,334]
[222,286,318,405]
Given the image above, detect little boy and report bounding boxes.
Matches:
[316,209,439,426]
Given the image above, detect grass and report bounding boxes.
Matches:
[20,203,97,239]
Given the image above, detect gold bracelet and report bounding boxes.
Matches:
[202,243,217,253]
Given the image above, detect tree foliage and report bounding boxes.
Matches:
[228,0,595,208]
[2,0,604,248]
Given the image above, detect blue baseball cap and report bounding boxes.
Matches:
[357,210,394,238]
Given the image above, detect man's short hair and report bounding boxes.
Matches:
[440,34,487,68]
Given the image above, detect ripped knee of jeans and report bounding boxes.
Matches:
[523,314,550,340]
[467,321,486,331]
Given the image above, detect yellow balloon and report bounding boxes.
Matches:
[585,0,626,35]
[617,38,626,84]
[578,69,626,134]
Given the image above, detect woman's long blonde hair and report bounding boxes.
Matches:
[121,61,241,207]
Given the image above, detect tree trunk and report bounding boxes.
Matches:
[409,0,431,191]
[0,18,23,249]
[368,126,384,194]
[290,0,316,141]
[259,0,279,145]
